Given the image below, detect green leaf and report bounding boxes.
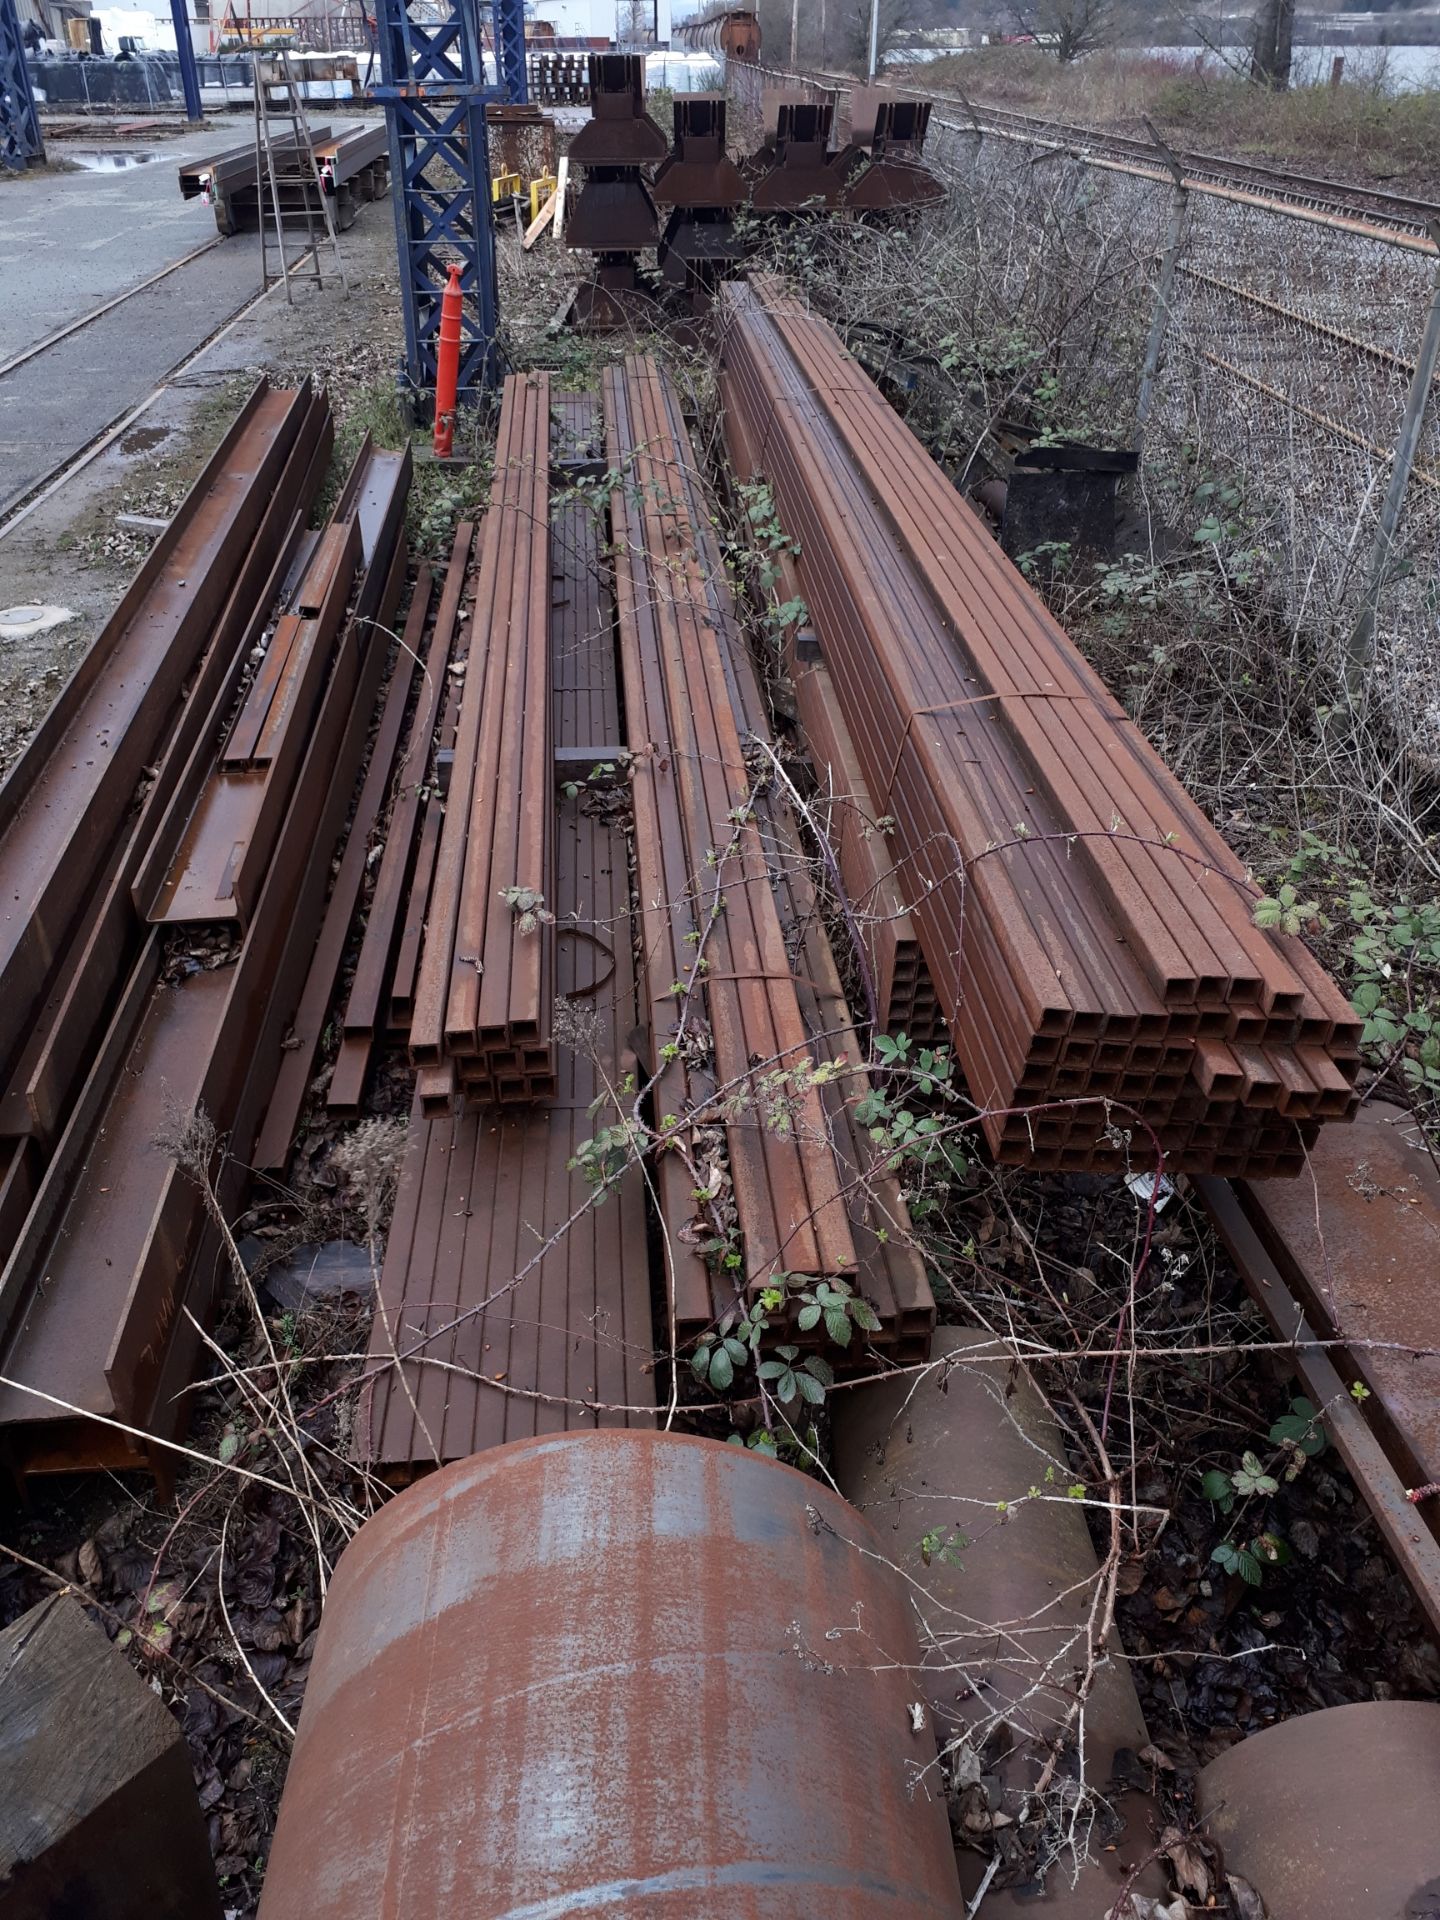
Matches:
[794,1370,827,1405]
[1201,1469,1233,1504]
[824,1307,852,1346]
[708,1346,734,1392]
[796,1303,822,1332]
[851,1299,882,1333]
[757,1359,787,1382]
[803,1354,835,1388]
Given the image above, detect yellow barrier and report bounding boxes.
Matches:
[491,171,522,203]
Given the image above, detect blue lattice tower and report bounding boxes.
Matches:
[491,0,527,104]
[373,0,502,408]
[1,0,44,174]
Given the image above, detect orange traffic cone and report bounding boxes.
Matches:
[433,262,464,459]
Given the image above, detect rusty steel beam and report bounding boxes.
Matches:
[717,279,1360,1177]
[254,551,428,1172]
[363,406,652,1474]
[257,1432,963,1920]
[409,376,555,1106]
[607,353,857,1294]
[146,519,363,927]
[339,531,470,1046]
[0,444,410,1485]
[1198,1156,1440,1644]
[0,382,313,1088]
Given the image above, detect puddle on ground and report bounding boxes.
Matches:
[118,425,170,455]
[68,149,161,171]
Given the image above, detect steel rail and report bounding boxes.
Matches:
[0,239,222,383]
[0,252,318,544]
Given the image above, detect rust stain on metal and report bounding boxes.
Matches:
[259,1431,962,1920]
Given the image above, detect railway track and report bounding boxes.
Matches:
[791,61,1440,240]
[951,95,1440,238]
[0,252,308,540]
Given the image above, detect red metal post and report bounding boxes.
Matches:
[432,262,464,457]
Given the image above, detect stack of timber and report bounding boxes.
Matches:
[408,372,556,1109]
[719,278,1361,1177]
[0,381,410,1488]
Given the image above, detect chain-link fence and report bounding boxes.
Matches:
[725,61,1440,759]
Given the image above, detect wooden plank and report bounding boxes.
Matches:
[0,1597,222,1920]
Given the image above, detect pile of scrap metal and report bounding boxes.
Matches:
[719,279,1361,1176]
[177,122,389,236]
[354,361,934,1484]
[0,382,410,1491]
[564,67,943,325]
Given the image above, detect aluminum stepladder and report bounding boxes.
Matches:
[252,52,348,303]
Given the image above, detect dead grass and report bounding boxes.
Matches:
[912,46,1440,189]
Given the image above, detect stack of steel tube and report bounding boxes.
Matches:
[719,278,1361,1177]
[409,372,556,1108]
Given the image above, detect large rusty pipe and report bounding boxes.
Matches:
[1196,1701,1440,1917]
[831,1328,1165,1913]
[259,1430,964,1918]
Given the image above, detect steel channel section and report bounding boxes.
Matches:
[339,545,457,1042]
[373,0,501,404]
[1198,1174,1440,1643]
[717,283,1359,1176]
[0,448,409,1479]
[0,400,331,1162]
[0,384,314,1128]
[256,1431,963,1920]
[643,364,933,1351]
[127,450,411,1472]
[254,555,430,1169]
[148,520,362,927]
[389,559,476,1032]
[606,356,855,1290]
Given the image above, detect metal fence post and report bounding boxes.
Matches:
[0,0,44,172]
[169,0,203,122]
[1136,119,1189,440]
[1347,221,1440,700]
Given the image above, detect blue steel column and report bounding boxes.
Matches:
[492,0,527,104]
[372,0,501,407]
[168,0,203,122]
[0,0,44,172]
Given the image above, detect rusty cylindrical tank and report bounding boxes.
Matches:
[258,1430,963,1919]
[675,9,762,63]
[832,1328,1166,1915]
[1197,1701,1440,1919]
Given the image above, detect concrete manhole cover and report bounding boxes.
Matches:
[0,604,74,640]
